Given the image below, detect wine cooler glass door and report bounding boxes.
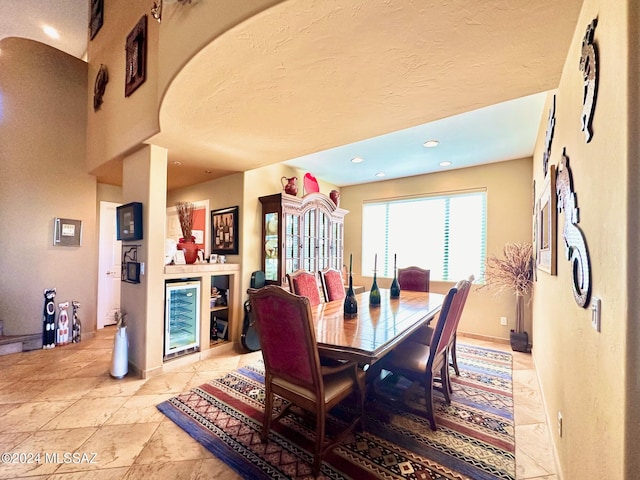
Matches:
[165,280,201,359]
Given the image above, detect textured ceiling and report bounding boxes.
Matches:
[0,0,88,59]
[154,0,584,190]
[0,0,585,190]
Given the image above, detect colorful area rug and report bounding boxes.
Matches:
[157,344,514,479]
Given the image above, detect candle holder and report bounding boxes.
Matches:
[390,253,401,299]
[344,254,358,318]
[370,253,381,306]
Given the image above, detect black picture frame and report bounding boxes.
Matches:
[89,0,104,40]
[117,202,143,241]
[125,262,141,284]
[211,206,239,255]
[124,15,147,97]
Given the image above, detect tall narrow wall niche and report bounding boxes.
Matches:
[556,148,592,307]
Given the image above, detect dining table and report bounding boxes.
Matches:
[310,289,445,365]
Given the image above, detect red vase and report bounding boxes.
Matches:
[330,189,340,207]
[177,242,199,264]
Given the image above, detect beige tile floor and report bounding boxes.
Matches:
[0,328,557,479]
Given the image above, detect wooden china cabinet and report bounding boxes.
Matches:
[259,192,348,286]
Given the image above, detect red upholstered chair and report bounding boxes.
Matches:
[319,268,346,302]
[409,276,473,379]
[287,270,322,306]
[397,266,430,292]
[371,282,467,430]
[249,286,366,474]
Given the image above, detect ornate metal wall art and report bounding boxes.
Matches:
[556,148,592,307]
[579,18,598,143]
[542,95,556,176]
[93,64,109,111]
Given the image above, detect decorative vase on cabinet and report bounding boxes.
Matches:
[259,192,348,286]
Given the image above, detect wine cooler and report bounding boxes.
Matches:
[164,279,201,360]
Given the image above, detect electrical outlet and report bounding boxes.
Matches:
[591,297,601,332]
[500,316,507,326]
[557,411,563,438]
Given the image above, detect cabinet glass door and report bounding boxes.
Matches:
[317,210,331,270]
[331,221,344,271]
[303,209,316,272]
[264,212,279,282]
[164,280,201,359]
[284,213,300,280]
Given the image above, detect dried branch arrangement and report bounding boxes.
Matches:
[481,242,534,298]
[175,201,195,242]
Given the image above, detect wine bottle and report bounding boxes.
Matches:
[370,253,381,306]
[390,253,401,299]
[344,254,358,318]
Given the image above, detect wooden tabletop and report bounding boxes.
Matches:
[310,289,445,364]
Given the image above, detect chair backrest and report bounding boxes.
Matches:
[426,283,466,370]
[319,268,346,302]
[397,266,430,292]
[440,277,472,348]
[249,286,322,392]
[287,270,322,306]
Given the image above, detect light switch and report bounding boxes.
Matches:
[591,297,601,332]
[140,262,145,275]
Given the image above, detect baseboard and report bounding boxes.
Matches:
[457,331,510,345]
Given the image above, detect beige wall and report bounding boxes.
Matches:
[531,0,629,477]
[166,172,245,264]
[86,0,160,176]
[0,38,97,336]
[340,158,533,341]
[97,183,123,204]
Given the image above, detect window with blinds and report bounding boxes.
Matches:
[362,191,487,281]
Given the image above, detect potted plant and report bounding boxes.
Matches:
[481,242,533,353]
[175,201,198,264]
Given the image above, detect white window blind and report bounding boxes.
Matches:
[362,191,487,281]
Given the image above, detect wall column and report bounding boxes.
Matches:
[121,145,167,377]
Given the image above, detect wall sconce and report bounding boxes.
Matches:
[151,0,192,23]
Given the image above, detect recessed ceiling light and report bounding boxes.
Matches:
[375,172,386,178]
[172,161,182,166]
[204,170,212,174]
[423,140,439,148]
[42,25,60,39]
[439,161,452,167]
[351,157,364,163]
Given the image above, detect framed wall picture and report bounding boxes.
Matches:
[125,262,141,284]
[117,202,143,241]
[53,218,82,246]
[216,319,228,340]
[211,206,239,255]
[536,165,557,275]
[124,15,147,97]
[89,0,104,40]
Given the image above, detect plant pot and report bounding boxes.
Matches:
[177,241,199,264]
[510,330,530,353]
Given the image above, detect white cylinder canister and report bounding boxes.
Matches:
[110,326,128,379]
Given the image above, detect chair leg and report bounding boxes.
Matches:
[441,363,451,404]
[262,383,273,442]
[425,372,437,431]
[450,334,460,376]
[313,410,326,475]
